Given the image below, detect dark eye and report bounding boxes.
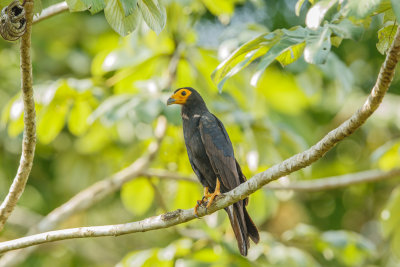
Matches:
[181,91,187,96]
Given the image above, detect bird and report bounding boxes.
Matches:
[167,87,259,256]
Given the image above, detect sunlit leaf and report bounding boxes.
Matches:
[65,0,87,12]
[137,0,166,34]
[75,122,111,154]
[213,27,311,89]
[377,142,400,170]
[104,0,140,36]
[193,248,219,263]
[341,0,383,18]
[88,94,134,124]
[80,0,105,14]
[276,42,306,66]
[119,0,137,16]
[304,26,331,64]
[173,181,200,210]
[295,0,307,16]
[121,178,154,216]
[201,0,240,17]
[305,0,338,30]
[37,102,69,144]
[68,100,92,136]
[377,23,397,55]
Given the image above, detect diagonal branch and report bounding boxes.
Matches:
[0,0,36,232]
[33,2,69,24]
[0,26,399,255]
[35,116,166,231]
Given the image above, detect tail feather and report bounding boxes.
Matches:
[225,200,259,256]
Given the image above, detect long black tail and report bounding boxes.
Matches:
[225,200,260,256]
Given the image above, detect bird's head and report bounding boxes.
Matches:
[167,87,196,106]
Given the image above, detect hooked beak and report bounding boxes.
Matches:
[167,97,176,105]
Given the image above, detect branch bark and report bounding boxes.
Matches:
[0,0,36,232]
[0,26,399,255]
[33,2,69,24]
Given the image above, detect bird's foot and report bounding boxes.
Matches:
[194,186,214,216]
[194,199,206,217]
[206,179,221,208]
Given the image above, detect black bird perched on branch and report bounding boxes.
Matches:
[167,87,259,256]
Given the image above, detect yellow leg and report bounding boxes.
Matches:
[206,179,221,208]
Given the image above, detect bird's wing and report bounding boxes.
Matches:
[199,114,241,190]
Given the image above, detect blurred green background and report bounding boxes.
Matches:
[1,0,400,266]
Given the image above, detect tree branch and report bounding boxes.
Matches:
[33,2,69,24]
[0,0,36,232]
[0,26,399,255]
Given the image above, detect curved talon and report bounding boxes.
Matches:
[206,179,221,209]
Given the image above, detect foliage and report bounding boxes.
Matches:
[0,0,400,266]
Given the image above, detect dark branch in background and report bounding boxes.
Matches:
[0,0,36,232]
[33,2,68,24]
[0,26,399,255]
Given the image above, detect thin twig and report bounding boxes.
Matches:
[0,26,399,255]
[33,2,69,24]
[0,0,36,232]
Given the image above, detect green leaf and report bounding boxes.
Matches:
[121,178,154,216]
[328,19,363,40]
[37,102,69,144]
[305,0,338,30]
[81,0,105,14]
[68,100,92,136]
[377,23,397,55]
[295,0,307,16]
[200,0,238,17]
[137,0,166,34]
[88,94,134,124]
[173,181,200,210]
[66,0,88,12]
[276,42,306,66]
[341,0,383,18]
[119,0,137,16]
[213,27,310,89]
[391,0,400,21]
[304,26,332,64]
[211,34,270,90]
[104,0,140,36]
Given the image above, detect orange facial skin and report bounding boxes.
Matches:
[167,88,192,105]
